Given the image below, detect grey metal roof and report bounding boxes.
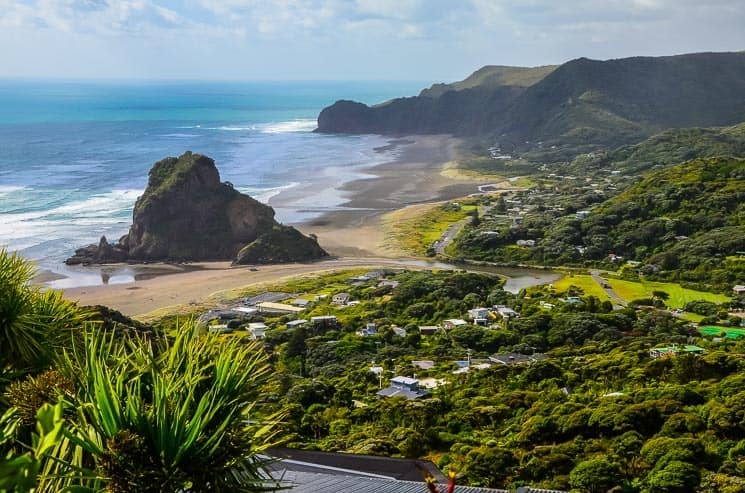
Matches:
[278,471,509,493]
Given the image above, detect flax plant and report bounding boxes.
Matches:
[55,324,284,493]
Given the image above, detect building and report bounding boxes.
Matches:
[494,305,519,318]
[267,448,562,493]
[247,322,267,340]
[418,325,440,335]
[516,239,535,247]
[377,376,429,400]
[442,318,468,330]
[256,302,305,314]
[357,323,378,336]
[207,324,232,334]
[378,280,400,289]
[292,298,310,308]
[649,345,705,359]
[734,285,745,296]
[392,326,407,338]
[332,292,351,305]
[467,307,491,326]
[576,210,591,220]
[411,360,435,370]
[490,353,546,366]
[286,319,307,328]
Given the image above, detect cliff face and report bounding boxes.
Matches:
[316,52,745,149]
[66,152,328,265]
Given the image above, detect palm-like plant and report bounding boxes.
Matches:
[55,324,283,493]
[0,249,89,372]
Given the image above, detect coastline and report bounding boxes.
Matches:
[57,134,523,318]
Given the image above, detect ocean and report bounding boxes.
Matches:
[0,80,425,284]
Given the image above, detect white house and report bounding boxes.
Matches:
[247,322,267,340]
[734,285,745,296]
[494,305,519,318]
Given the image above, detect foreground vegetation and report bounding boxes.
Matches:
[0,250,280,492]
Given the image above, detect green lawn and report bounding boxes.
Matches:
[607,279,730,309]
[553,274,611,301]
[699,326,745,339]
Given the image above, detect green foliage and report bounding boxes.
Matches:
[569,457,622,493]
[55,325,282,493]
[0,249,90,371]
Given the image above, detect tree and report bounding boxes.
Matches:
[462,446,516,488]
[645,460,700,493]
[569,458,622,493]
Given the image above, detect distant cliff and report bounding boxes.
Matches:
[66,152,327,265]
[316,52,745,149]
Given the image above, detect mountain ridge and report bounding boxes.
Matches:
[316,51,745,152]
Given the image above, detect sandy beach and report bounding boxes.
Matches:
[59,135,516,318]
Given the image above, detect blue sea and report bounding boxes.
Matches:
[0,80,425,283]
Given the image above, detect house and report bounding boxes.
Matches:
[347,275,372,284]
[650,345,705,359]
[733,285,745,296]
[377,376,429,400]
[411,360,435,370]
[442,319,468,330]
[516,239,535,247]
[490,353,546,366]
[576,210,591,220]
[468,307,491,326]
[292,298,310,308]
[563,296,583,304]
[365,270,387,280]
[332,292,351,305]
[256,302,305,314]
[494,305,519,318]
[392,326,407,338]
[378,280,400,289]
[357,323,378,336]
[208,324,232,334]
[369,366,384,375]
[247,322,267,340]
[311,315,338,324]
[286,319,307,328]
[418,325,440,335]
[480,231,499,237]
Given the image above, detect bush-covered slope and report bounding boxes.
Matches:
[317,52,745,151]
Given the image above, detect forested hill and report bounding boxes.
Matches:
[316,52,745,150]
[580,157,745,285]
[453,156,745,291]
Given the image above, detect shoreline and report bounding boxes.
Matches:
[55,134,529,318]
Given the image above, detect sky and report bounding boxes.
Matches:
[0,0,743,82]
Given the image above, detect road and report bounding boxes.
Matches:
[590,269,626,309]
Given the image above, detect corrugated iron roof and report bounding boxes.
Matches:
[278,471,509,493]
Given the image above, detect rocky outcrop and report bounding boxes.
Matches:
[66,152,328,265]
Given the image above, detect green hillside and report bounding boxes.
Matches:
[419,64,557,97]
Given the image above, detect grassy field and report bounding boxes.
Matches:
[607,279,730,309]
[699,326,745,339]
[383,202,474,255]
[553,274,611,301]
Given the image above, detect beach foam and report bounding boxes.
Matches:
[261,119,317,134]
